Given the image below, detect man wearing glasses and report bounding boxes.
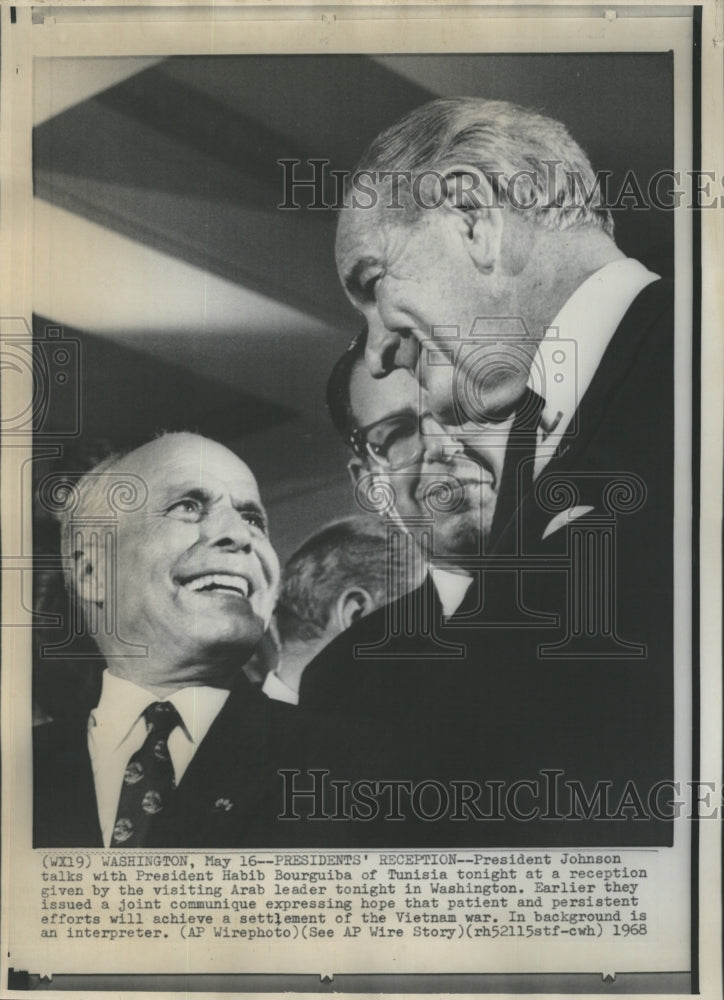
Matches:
[342,329,509,594]
[300,329,512,720]
[298,334,672,847]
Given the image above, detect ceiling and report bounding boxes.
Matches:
[33,52,673,559]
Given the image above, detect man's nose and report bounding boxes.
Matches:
[202,506,253,551]
[364,311,418,378]
[419,415,462,465]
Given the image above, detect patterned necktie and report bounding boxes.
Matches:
[111,701,181,847]
[488,388,545,551]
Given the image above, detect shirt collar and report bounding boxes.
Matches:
[89,670,229,750]
[527,258,659,437]
[171,685,230,746]
[261,670,299,706]
[430,567,473,618]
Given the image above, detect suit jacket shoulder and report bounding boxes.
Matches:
[33,714,103,847]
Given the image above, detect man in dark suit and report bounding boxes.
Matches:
[300,97,675,844]
[33,432,383,848]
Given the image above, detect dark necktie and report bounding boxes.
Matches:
[111,701,181,847]
[488,388,545,551]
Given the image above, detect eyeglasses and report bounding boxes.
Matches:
[350,410,448,471]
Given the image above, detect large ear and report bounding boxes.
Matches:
[72,535,105,608]
[440,164,504,274]
[334,586,375,633]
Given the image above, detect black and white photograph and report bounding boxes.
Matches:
[1,2,721,996]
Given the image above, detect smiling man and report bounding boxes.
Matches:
[85,433,279,695]
[33,432,312,848]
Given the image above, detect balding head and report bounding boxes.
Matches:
[62,432,280,695]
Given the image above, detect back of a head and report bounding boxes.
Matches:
[276,515,414,647]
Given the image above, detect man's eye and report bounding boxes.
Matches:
[362,273,382,300]
[382,424,410,449]
[165,498,203,521]
[241,509,267,533]
[374,419,416,454]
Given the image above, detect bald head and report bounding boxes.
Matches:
[62,432,280,695]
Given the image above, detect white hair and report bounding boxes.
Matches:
[356,97,614,237]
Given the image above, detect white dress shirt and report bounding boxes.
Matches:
[88,670,230,846]
[430,567,474,618]
[261,670,299,705]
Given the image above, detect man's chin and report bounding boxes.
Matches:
[455,377,529,424]
[185,617,266,663]
[429,517,488,559]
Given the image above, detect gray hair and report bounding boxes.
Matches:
[356,97,614,237]
[275,516,415,645]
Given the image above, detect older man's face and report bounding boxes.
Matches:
[104,434,279,690]
[336,199,532,423]
[348,362,509,556]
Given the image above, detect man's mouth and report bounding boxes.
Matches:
[475,469,496,490]
[422,465,496,493]
[414,472,494,509]
[454,447,499,491]
[181,573,253,599]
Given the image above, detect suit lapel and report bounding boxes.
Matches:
[492,277,673,552]
[487,389,544,551]
[551,277,672,475]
